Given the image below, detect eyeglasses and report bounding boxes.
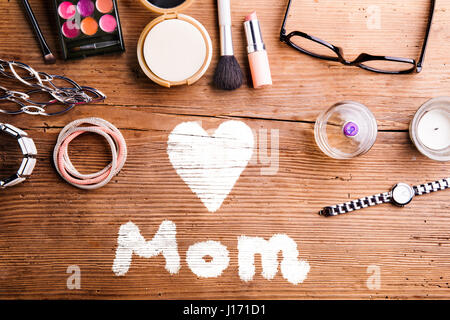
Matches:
[280,0,435,74]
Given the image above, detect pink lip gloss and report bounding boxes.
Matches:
[244,11,272,88]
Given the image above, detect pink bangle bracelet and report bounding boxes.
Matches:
[53,118,127,190]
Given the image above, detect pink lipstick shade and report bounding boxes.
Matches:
[243,11,272,88]
[245,11,257,22]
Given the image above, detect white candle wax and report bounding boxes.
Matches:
[417,109,450,150]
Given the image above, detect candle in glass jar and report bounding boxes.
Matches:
[417,109,450,150]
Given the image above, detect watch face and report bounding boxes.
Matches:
[392,183,415,206]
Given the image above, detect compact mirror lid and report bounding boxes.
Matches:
[139,0,194,14]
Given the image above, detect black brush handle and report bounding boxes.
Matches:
[21,0,53,59]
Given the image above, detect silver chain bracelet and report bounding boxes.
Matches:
[0,59,106,116]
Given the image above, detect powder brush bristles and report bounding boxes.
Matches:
[213,55,243,90]
[214,0,243,90]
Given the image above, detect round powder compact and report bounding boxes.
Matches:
[143,19,207,83]
[137,0,212,87]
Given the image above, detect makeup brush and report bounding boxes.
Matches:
[213,0,243,90]
[72,41,121,52]
[21,0,56,64]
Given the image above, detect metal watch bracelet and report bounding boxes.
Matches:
[0,123,37,188]
[319,178,450,217]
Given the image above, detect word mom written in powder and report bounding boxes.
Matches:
[112,221,310,285]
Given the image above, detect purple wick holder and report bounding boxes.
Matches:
[343,121,359,137]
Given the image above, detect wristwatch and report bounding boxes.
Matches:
[0,123,37,188]
[319,178,450,217]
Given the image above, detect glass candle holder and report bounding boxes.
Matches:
[410,97,450,162]
[314,101,378,159]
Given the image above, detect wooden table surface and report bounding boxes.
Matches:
[0,0,449,299]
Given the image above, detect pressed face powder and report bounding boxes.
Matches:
[143,19,207,83]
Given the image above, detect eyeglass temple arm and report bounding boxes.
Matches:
[281,0,293,37]
[416,0,436,73]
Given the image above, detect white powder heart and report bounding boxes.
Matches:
[167,121,254,212]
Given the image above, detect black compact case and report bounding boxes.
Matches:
[53,0,125,59]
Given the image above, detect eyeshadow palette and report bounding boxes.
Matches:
[53,0,125,59]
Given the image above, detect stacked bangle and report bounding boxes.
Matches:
[53,118,127,190]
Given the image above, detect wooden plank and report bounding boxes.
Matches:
[0,0,448,299]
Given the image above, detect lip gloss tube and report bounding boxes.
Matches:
[244,11,272,88]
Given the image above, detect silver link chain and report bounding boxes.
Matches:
[0,59,106,116]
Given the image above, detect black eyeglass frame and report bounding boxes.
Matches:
[280,0,436,74]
